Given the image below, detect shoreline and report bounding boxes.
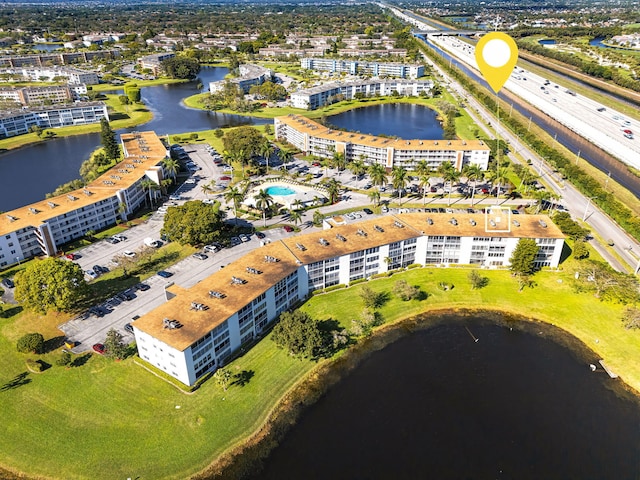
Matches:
[191,306,640,480]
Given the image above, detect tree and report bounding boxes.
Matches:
[463,164,484,207]
[16,333,45,354]
[553,212,590,241]
[279,149,293,170]
[56,351,72,367]
[289,209,302,227]
[254,189,274,227]
[572,241,590,260]
[368,163,387,192]
[271,310,326,359]
[391,166,408,205]
[359,286,385,309]
[224,186,246,225]
[124,83,141,103]
[468,270,489,289]
[214,368,232,391]
[161,200,225,245]
[100,118,120,161]
[140,178,159,208]
[393,280,421,301]
[162,157,179,180]
[312,209,324,227]
[368,189,381,207]
[325,178,341,204]
[104,329,127,360]
[438,161,460,207]
[161,56,200,79]
[575,260,640,303]
[222,126,267,161]
[509,238,539,277]
[15,258,86,314]
[258,142,274,170]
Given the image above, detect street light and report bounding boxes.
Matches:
[582,196,597,222]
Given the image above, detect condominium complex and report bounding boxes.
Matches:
[209,64,274,94]
[290,79,433,110]
[0,50,121,68]
[133,212,564,386]
[14,66,100,85]
[0,85,88,107]
[0,102,108,138]
[301,58,425,79]
[274,115,490,171]
[137,53,176,76]
[0,131,169,267]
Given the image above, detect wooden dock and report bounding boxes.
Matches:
[598,360,618,379]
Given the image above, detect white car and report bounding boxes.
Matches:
[185,178,196,184]
[123,250,136,258]
[85,270,98,279]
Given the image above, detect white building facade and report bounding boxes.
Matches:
[290,79,433,110]
[275,115,490,171]
[300,58,425,79]
[133,213,564,386]
[209,64,274,94]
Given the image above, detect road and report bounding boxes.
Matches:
[421,43,637,272]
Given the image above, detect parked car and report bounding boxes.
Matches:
[85,270,99,280]
[363,208,373,215]
[124,323,134,334]
[92,265,103,275]
[65,253,79,260]
[204,244,220,253]
[239,234,250,242]
[92,343,106,355]
[230,237,241,246]
[255,231,265,239]
[193,253,208,260]
[283,225,294,232]
[113,234,127,241]
[106,237,120,244]
[136,283,150,291]
[1,278,15,289]
[123,250,136,258]
[157,270,173,278]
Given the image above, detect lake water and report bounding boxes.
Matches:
[249,316,640,479]
[0,67,269,211]
[538,39,557,45]
[327,103,444,139]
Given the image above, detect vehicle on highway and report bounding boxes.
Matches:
[597,107,606,112]
[92,343,106,355]
[157,270,173,278]
[2,278,15,288]
[123,250,136,258]
[193,253,208,260]
[623,129,634,139]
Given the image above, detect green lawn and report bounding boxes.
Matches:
[1,265,639,479]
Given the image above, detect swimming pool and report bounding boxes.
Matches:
[265,185,296,196]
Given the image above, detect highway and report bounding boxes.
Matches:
[418,36,640,272]
[428,35,640,170]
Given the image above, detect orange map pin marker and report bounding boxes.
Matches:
[475,32,519,93]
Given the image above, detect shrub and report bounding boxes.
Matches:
[573,241,590,260]
[26,358,44,372]
[468,270,489,289]
[406,263,422,269]
[393,280,422,301]
[349,278,367,287]
[323,284,346,293]
[56,352,72,367]
[16,333,45,354]
[438,282,454,291]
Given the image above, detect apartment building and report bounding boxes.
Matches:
[0,50,120,68]
[133,212,564,386]
[300,58,425,79]
[0,102,108,138]
[209,64,274,94]
[137,53,176,76]
[0,85,74,106]
[0,131,169,267]
[290,79,433,110]
[274,115,489,171]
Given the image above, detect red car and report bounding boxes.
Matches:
[312,162,321,167]
[283,225,294,232]
[219,176,232,181]
[92,343,106,355]
[65,253,77,260]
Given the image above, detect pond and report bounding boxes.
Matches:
[0,67,268,211]
[248,316,640,480]
[327,103,444,140]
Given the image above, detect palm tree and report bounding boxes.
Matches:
[289,209,302,228]
[438,163,460,207]
[312,209,324,227]
[418,173,431,205]
[332,151,347,172]
[259,142,274,170]
[224,186,246,225]
[201,183,212,198]
[140,178,158,208]
[325,178,341,204]
[350,159,366,179]
[162,157,179,180]
[368,189,381,207]
[415,160,431,179]
[292,198,304,211]
[254,189,274,227]
[279,149,293,171]
[161,178,173,195]
[368,163,387,193]
[391,166,408,206]
[463,164,484,207]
